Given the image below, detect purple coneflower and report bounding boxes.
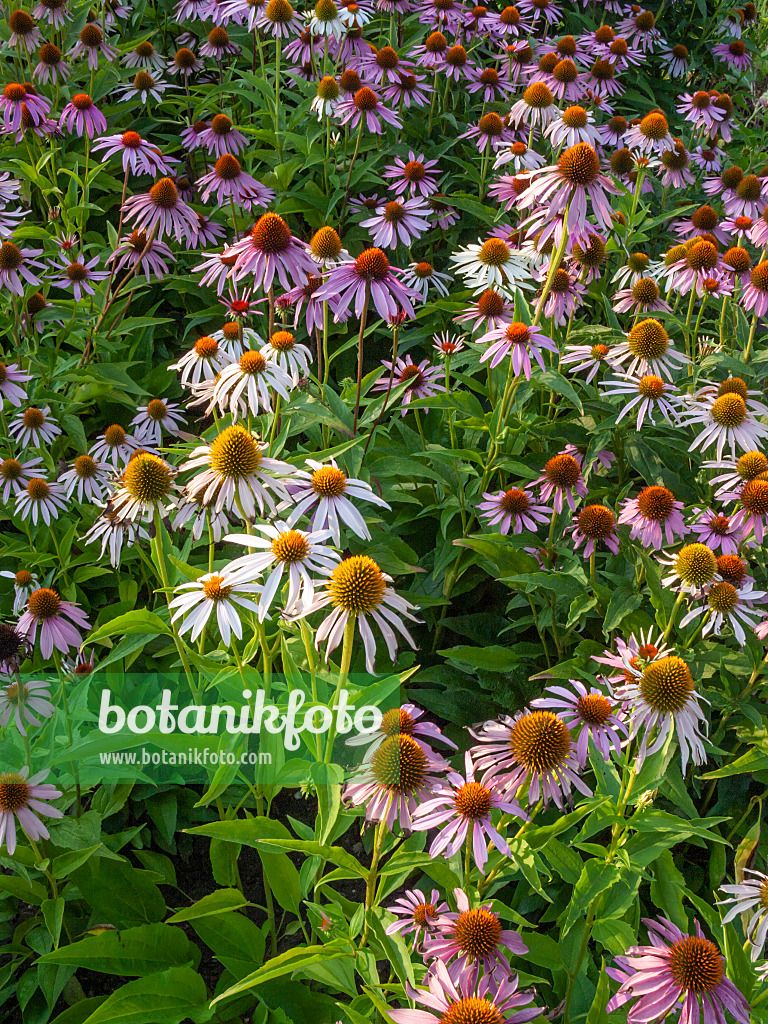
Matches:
[568,503,620,558]
[14,477,67,525]
[413,753,527,873]
[385,889,447,950]
[374,355,445,415]
[476,320,557,378]
[607,918,749,1024]
[536,452,587,513]
[478,486,552,535]
[50,254,108,300]
[382,151,440,197]
[688,508,740,554]
[618,485,685,550]
[68,23,118,68]
[0,767,62,855]
[34,42,70,84]
[59,93,107,138]
[92,130,173,175]
[389,959,538,1024]
[360,197,431,250]
[712,38,753,71]
[0,678,54,735]
[122,177,199,244]
[532,679,626,765]
[316,247,417,321]
[421,888,527,985]
[18,587,90,658]
[109,229,176,282]
[470,709,591,809]
[228,212,317,290]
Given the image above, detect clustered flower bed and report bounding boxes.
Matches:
[0,0,767,1022]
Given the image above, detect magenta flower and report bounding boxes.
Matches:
[197,154,274,210]
[389,959,539,1024]
[17,587,91,659]
[336,86,402,135]
[373,355,445,415]
[413,752,527,872]
[50,254,109,300]
[316,247,417,321]
[382,150,440,197]
[34,42,71,84]
[568,503,620,558]
[68,24,119,69]
[228,212,317,290]
[423,889,528,985]
[618,485,686,550]
[0,768,63,855]
[198,113,248,156]
[478,486,552,535]
[92,130,174,175]
[470,709,592,810]
[122,177,201,245]
[382,70,433,108]
[712,38,753,71]
[536,451,588,513]
[476,320,557,377]
[0,83,48,133]
[741,261,768,318]
[532,680,627,765]
[688,508,741,554]
[519,142,622,241]
[360,196,431,249]
[59,93,107,138]
[385,889,447,950]
[347,703,456,762]
[607,918,749,1024]
[0,239,45,296]
[109,230,176,282]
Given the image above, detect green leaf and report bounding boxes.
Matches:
[211,941,355,1004]
[564,861,621,934]
[73,860,166,927]
[37,924,197,976]
[167,889,251,923]
[79,966,210,1024]
[85,609,171,644]
[438,645,520,671]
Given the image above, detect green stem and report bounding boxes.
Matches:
[323,615,356,763]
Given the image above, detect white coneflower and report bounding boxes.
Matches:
[169,335,232,387]
[224,521,339,620]
[0,678,54,735]
[616,654,708,773]
[171,493,232,542]
[719,869,768,961]
[679,580,766,645]
[212,320,259,357]
[0,569,39,614]
[59,454,111,502]
[287,554,419,673]
[130,399,188,445]
[108,451,178,522]
[89,423,144,468]
[81,507,148,567]
[679,390,768,460]
[611,318,689,381]
[600,373,684,430]
[8,406,61,448]
[280,457,390,545]
[307,0,345,36]
[181,425,293,518]
[450,235,529,293]
[14,477,68,525]
[200,349,293,419]
[261,330,312,384]
[169,570,263,644]
[401,260,452,300]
